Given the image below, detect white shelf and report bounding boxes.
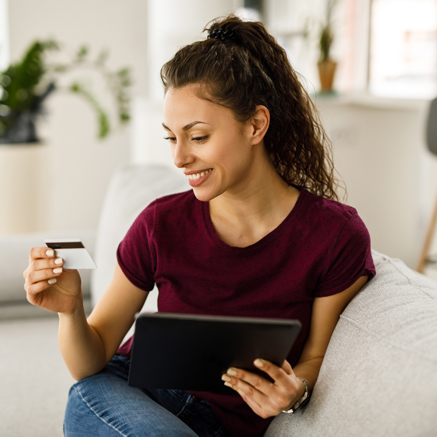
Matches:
[312,92,429,111]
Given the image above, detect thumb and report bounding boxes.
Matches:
[282,359,294,375]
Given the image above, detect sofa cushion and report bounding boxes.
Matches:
[265,251,437,437]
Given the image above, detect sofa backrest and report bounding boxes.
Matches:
[91,164,189,307]
[265,251,437,437]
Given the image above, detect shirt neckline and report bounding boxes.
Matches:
[200,188,309,252]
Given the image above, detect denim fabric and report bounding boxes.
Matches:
[64,354,230,437]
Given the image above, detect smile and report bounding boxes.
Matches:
[186,169,212,180]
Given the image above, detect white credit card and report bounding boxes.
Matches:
[44,239,97,270]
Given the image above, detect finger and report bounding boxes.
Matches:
[228,382,271,419]
[29,246,56,264]
[222,373,266,411]
[224,366,271,391]
[222,373,276,419]
[26,278,54,298]
[24,257,64,282]
[25,266,64,294]
[254,359,294,388]
[31,257,64,272]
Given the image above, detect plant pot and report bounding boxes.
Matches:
[0,142,50,235]
[317,59,338,92]
[0,111,40,144]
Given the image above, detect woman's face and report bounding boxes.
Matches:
[162,84,256,202]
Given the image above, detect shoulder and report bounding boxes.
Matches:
[297,189,370,249]
[301,189,357,223]
[153,189,196,211]
[121,189,198,249]
[135,189,196,222]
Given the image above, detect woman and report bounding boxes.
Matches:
[24,15,375,437]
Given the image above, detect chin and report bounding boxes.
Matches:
[192,188,213,203]
[192,186,222,203]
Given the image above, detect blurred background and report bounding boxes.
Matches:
[1,0,437,271]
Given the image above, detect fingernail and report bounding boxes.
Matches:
[254,359,264,367]
[48,278,57,285]
[227,368,237,376]
[54,258,63,265]
[222,374,231,382]
[224,382,233,388]
[53,268,63,274]
[46,249,54,257]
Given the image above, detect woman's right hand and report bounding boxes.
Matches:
[23,247,83,315]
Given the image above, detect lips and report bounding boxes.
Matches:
[185,169,213,180]
[185,169,213,187]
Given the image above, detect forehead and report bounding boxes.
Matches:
[163,85,235,129]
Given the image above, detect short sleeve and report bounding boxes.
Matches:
[116,201,157,292]
[315,212,376,297]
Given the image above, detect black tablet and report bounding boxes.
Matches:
[128,313,301,394]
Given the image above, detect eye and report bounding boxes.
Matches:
[163,136,176,144]
[192,135,208,143]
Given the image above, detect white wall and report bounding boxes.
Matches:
[131,0,235,165]
[6,0,150,233]
[316,96,437,268]
[0,0,9,71]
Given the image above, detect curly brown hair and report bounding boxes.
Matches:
[160,15,344,201]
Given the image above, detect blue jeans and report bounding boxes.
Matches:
[64,354,230,437]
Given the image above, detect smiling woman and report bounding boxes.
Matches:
[24,14,375,437]
[161,85,274,206]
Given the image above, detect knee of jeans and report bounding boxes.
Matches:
[65,383,82,417]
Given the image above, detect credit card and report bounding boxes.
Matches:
[44,239,96,269]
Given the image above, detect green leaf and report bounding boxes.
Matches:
[97,48,109,64]
[76,46,88,61]
[116,68,130,78]
[98,111,110,138]
[5,41,58,111]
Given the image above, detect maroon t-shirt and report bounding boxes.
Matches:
[116,188,375,437]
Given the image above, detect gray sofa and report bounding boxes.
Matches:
[1,164,436,437]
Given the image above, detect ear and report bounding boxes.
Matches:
[247,105,270,146]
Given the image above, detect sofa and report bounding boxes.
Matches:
[1,163,436,437]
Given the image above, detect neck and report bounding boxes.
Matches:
[208,147,300,247]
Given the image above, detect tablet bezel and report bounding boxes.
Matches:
[128,312,301,393]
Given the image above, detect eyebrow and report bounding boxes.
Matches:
[162,121,207,132]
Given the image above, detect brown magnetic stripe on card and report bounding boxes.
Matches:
[45,242,85,249]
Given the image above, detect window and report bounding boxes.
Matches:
[369,0,437,99]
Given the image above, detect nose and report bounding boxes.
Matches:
[172,141,194,168]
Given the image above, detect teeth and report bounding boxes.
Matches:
[187,169,212,180]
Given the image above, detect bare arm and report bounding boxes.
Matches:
[24,247,148,381]
[58,263,148,380]
[291,275,369,398]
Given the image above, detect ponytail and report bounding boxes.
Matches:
[161,15,344,201]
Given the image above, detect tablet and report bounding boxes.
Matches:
[128,313,301,394]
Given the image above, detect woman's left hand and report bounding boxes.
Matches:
[221,359,303,419]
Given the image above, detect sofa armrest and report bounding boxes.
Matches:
[0,229,96,304]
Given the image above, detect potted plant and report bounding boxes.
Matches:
[0,39,131,144]
[317,0,338,92]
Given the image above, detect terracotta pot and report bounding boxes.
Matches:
[317,59,338,92]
